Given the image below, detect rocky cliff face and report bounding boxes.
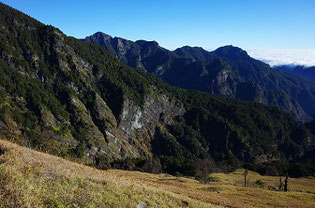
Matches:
[69,93,184,160]
[116,95,184,158]
[84,32,146,71]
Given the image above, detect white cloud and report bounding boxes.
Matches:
[246,49,315,67]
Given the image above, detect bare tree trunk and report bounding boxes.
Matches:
[284,173,289,192]
[243,169,248,187]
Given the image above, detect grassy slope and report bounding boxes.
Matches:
[0,140,314,208]
[0,139,218,208]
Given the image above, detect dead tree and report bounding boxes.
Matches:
[284,173,289,192]
[195,159,214,184]
[243,169,248,187]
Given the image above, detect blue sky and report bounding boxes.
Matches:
[1,0,315,51]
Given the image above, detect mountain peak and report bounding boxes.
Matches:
[175,45,208,52]
[135,40,159,47]
[173,45,213,62]
[213,45,249,59]
[85,32,113,43]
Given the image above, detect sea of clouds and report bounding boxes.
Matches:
[247,49,315,67]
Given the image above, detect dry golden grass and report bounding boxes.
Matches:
[0,140,219,208]
[0,139,314,208]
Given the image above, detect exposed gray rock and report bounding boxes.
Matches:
[114,94,184,158]
[119,95,184,138]
[66,82,79,94]
[42,172,57,180]
[40,109,60,128]
[136,202,146,208]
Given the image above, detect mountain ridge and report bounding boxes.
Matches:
[274,65,315,82]
[84,32,315,122]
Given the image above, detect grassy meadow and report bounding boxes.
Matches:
[0,139,314,208]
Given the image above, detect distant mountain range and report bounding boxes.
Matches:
[274,65,315,82]
[84,32,315,122]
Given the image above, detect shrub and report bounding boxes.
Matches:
[68,144,86,159]
[255,179,265,188]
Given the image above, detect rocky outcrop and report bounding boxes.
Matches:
[109,94,185,158]
[119,95,184,137]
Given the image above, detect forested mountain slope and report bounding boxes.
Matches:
[85,33,315,122]
[0,3,314,176]
[274,65,315,82]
